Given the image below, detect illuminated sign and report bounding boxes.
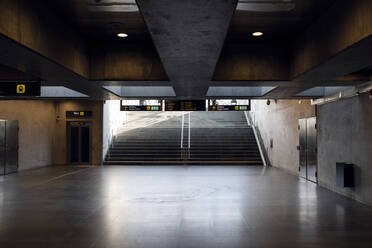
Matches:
[165,100,206,111]
[120,105,161,111]
[66,111,93,118]
[120,100,162,111]
[208,105,250,111]
[0,82,41,96]
[208,99,251,111]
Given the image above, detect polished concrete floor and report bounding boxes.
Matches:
[1,166,372,248]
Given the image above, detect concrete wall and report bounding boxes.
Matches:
[213,44,290,80]
[102,100,127,158]
[0,100,104,171]
[249,100,315,175]
[317,94,372,205]
[0,0,89,77]
[0,100,55,171]
[54,101,103,165]
[90,44,168,80]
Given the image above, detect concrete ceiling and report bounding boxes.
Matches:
[0,0,372,100]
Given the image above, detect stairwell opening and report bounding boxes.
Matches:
[103,101,263,166]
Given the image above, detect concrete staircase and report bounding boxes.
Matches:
[104,112,263,165]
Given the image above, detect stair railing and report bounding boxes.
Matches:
[180,112,191,161]
[181,113,185,149]
[187,113,191,159]
[244,111,268,166]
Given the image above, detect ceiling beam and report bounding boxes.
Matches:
[136,0,238,98]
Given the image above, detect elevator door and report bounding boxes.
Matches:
[299,119,307,179]
[299,117,317,183]
[5,121,19,174]
[0,120,19,175]
[67,122,91,164]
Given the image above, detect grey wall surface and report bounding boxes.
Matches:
[0,100,55,171]
[249,100,315,175]
[317,94,372,205]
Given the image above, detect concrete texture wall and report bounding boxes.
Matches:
[102,100,127,158]
[292,1,372,78]
[317,94,372,205]
[0,100,105,169]
[249,100,315,175]
[213,45,290,80]
[90,44,168,80]
[0,0,89,77]
[0,100,55,171]
[54,101,103,165]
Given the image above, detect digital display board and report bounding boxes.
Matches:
[66,111,93,118]
[0,82,41,96]
[165,100,206,111]
[208,105,250,111]
[120,105,161,111]
[120,100,162,111]
[208,99,251,111]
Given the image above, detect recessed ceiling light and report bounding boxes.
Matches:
[117,33,128,38]
[252,32,263,37]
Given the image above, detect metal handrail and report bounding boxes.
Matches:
[188,113,191,149]
[180,113,185,148]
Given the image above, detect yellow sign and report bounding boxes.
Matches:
[16,84,26,94]
[147,106,151,111]
[235,106,239,111]
[80,112,85,116]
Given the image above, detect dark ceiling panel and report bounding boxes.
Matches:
[0,64,40,81]
[226,0,337,44]
[45,0,152,44]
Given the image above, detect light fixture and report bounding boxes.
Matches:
[117,33,128,38]
[252,32,263,37]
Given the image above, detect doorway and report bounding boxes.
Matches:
[67,122,91,164]
[299,117,317,183]
[0,120,19,175]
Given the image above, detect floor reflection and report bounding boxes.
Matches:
[0,166,372,247]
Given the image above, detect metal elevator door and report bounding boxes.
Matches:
[67,122,91,164]
[0,120,19,175]
[299,117,317,183]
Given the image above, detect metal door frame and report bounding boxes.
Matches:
[0,120,5,176]
[5,120,19,174]
[299,117,318,183]
[299,118,307,179]
[67,121,92,164]
[0,120,19,175]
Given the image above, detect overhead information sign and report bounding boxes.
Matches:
[0,82,41,96]
[209,105,250,111]
[66,111,93,118]
[208,99,251,111]
[120,100,162,111]
[165,100,206,111]
[121,105,161,111]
